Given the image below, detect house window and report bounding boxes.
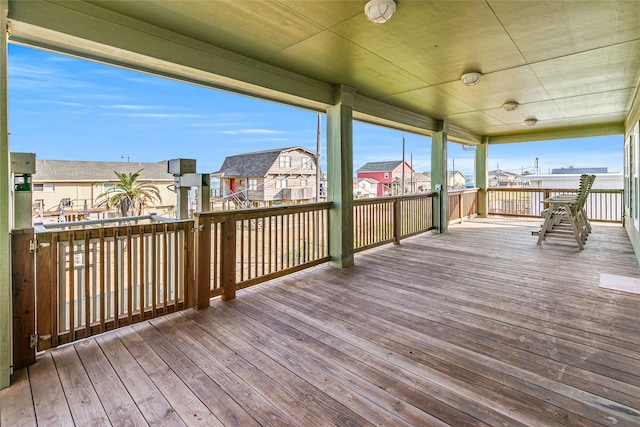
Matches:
[279,156,291,168]
[300,179,307,187]
[301,157,313,169]
[384,173,389,179]
[276,179,287,189]
[103,183,114,192]
[248,179,258,191]
[33,183,54,192]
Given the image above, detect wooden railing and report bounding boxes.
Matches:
[16,196,443,357]
[353,193,435,253]
[33,220,193,350]
[487,188,623,222]
[448,188,479,223]
[194,203,332,305]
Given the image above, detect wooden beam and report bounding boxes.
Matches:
[327,85,354,268]
[488,123,623,145]
[1,0,12,390]
[431,125,448,233]
[475,140,488,218]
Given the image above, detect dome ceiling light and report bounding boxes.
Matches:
[524,118,538,126]
[364,0,396,24]
[502,101,519,111]
[461,72,482,86]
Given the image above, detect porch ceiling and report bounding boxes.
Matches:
[6,1,640,144]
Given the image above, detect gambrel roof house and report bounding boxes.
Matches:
[213,147,316,178]
[212,147,319,207]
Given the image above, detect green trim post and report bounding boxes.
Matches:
[327,85,354,267]
[1,0,12,389]
[475,139,488,217]
[431,124,448,233]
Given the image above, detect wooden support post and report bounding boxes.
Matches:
[431,123,448,233]
[184,221,195,309]
[220,215,237,301]
[36,232,53,351]
[11,231,36,370]
[393,197,402,244]
[1,0,12,389]
[194,215,211,309]
[475,140,488,217]
[327,85,355,267]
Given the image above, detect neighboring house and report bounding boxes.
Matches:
[212,147,319,208]
[448,170,467,190]
[488,169,523,187]
[406,172,431,193]
[353,178,379,199]
[522,168,623,190]
[356,161,414,197]
[31,160,176,222]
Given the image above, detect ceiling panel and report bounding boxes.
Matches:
[329,1,526,86]
[554,90,634,118]
[435,66,550,111]
[271,31,429,98]
[379,86,475,119]
[531,41,640,99]
[490,0,640,63]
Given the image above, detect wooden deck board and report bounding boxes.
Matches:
[3,218,640,426]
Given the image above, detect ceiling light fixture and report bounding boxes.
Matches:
[364,0,396,24]
[524,118,538,126]
[461,72,482,86]
[502,101,519,111]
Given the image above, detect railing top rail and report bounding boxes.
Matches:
[34,213,186,233]
[353,192,435,206]
[487,187,623,194]
[448,188,479,194]
[196,201,333,220]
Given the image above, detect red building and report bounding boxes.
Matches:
[356,161,414,197]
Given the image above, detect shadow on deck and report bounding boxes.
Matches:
[2,218,640,426]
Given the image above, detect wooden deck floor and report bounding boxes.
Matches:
[3,218,640,426]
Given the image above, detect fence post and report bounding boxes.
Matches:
[458,192,464,223]
[543,189,551,211]
[393,197,402,244]
[36,232,53,351]
[220,214,237,301]
[11,230,36,369]
[184,221,195,309]
[194,215,211,309]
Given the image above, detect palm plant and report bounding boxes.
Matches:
[97,169,162,217]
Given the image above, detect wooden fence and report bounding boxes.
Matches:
[487,188,623,222]
[194,203,332,306]
[32,221,193,352]
[448,188,479,223]
[354,193,435,252]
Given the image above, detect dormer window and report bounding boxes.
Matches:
[279,156,291,168]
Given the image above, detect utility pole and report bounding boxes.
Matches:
[316,113,321,202]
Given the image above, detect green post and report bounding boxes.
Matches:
[475,139,488,217]
[327,85,354,267]
[1,0,12,389]
[431,124,448,233]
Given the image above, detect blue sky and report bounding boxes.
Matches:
[8,44,623,178]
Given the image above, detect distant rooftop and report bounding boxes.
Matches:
[33,160,173,182]
[551,167,608,174]
[357,161,406,172]
[213,146,315,177]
